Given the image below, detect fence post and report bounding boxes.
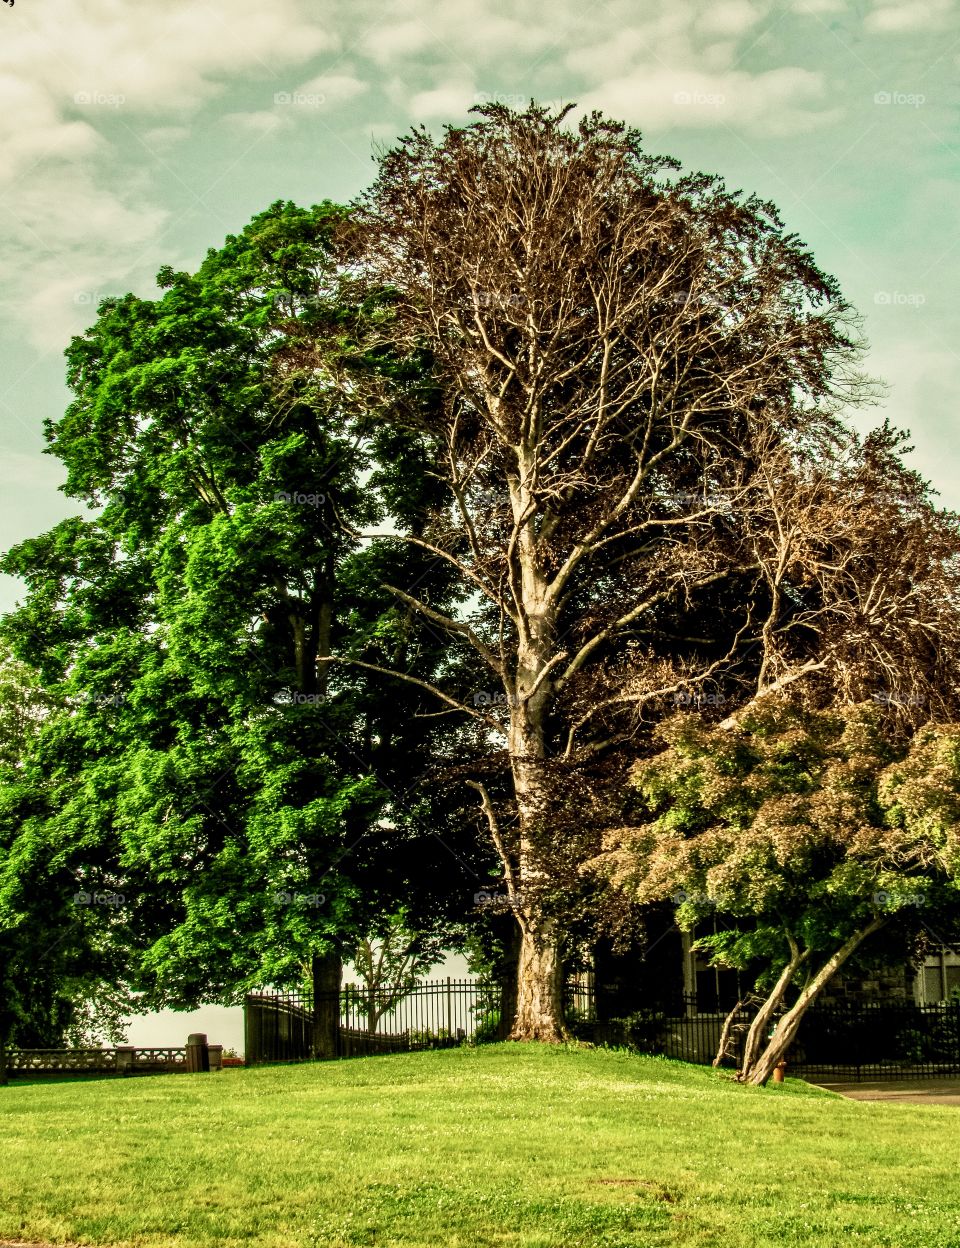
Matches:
[185,1032,210,1073]
[446,977,453,1041]
[115,1046,135,1076]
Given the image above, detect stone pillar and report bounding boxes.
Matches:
[115,1046,135,1076]
[208,1044,223,1071]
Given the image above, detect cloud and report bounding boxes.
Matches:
[142,126,192,150]
[224,110,294,136]
[361,0,563,64]
[298,73,369,105]
[0,0,338,351]
[0,73,101,183]
[407,82,478,120]
[0,164,169,351]
[1,0,337,115]
[866,0,954,32]
[579,65,840,135]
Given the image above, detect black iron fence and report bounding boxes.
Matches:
[245,979,960,1080]
[785,1000,960,1079]
[587,994,960,1079]
[245,978,506,1064]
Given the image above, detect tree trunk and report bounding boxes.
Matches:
[743,918,885,1086]
[511,916,567,1042]
[311,948,342,1061]
[504,457,569,1042]
[739,938,807,1076]
[0,1030,7,1087]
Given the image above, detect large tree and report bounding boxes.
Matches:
[347,102,957,1039]
[1,202,484,1055]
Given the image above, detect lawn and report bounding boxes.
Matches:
[1,1043,959,1248]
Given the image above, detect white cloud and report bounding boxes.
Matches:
[1,0,337,114]
[866,0,954,32]
[0,0,339,351]
[224,110,294,136]
[791,0,845,12]
[142,126,192,150]
[408,82,477,120]
[298,73,369,105]
[579,65,840,135]
[361,0,564,64]
[0,164,169,351]
[698,0,764,36]
[0,73,101,182]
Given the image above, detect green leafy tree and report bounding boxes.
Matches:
[595,703,960,1084]
[1,202,483,1058]
[343,909,446,1034]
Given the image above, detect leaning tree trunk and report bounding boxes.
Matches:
[311,948,342,1061]
[743,918,885,1086]
[738,938,807,1076]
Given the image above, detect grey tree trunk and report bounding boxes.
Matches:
[505,521,569,1041]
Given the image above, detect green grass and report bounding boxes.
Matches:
[2,1044,959,1248]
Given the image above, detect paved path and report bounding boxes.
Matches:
[808,1077,960,1104]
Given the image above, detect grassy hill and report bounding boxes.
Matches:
[1,1044,959,1247]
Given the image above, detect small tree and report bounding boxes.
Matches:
[593,703,960,1084]
[344,910,445,1034]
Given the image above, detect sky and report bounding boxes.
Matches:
[2,1,959,608]
[1,0,958,1047]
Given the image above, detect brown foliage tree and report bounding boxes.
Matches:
[341,102,958,1040]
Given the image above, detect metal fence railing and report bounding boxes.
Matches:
[245,978,507,1064]
[245,979,960,1080]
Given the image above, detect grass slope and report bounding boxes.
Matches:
[1,1044,959,1248]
